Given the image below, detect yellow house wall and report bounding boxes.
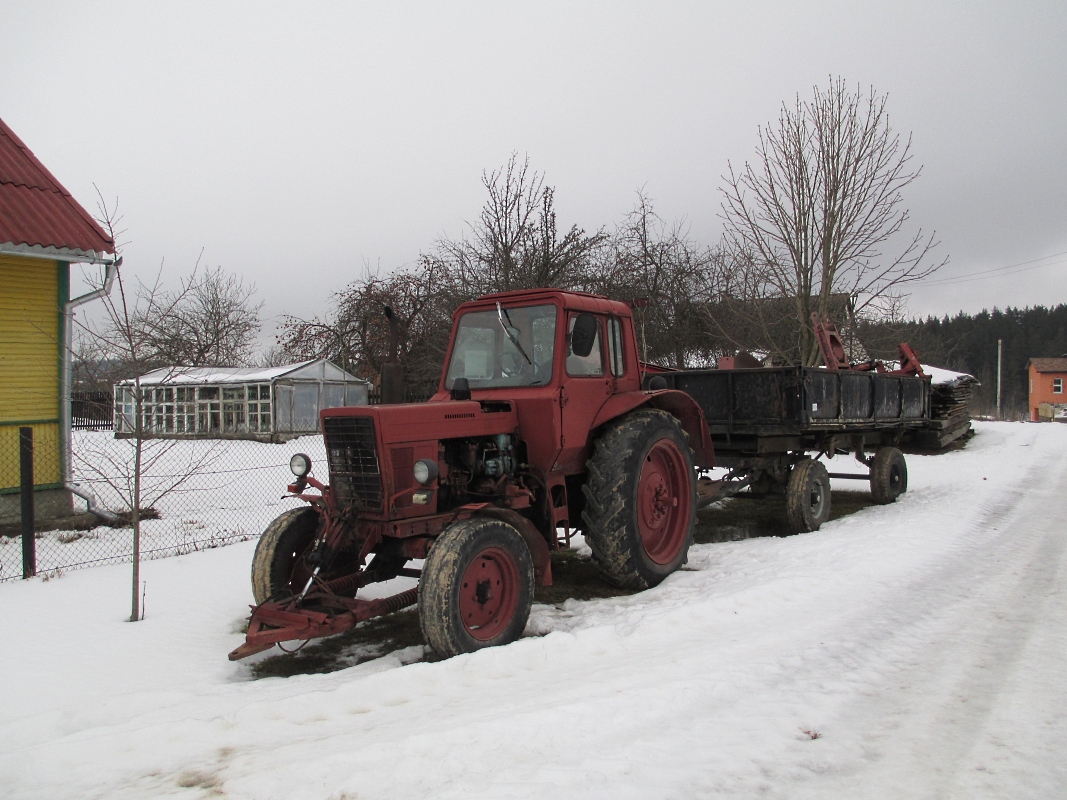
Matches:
[0,254,64,490]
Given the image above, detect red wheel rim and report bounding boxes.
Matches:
[458,547,520,641]
[637,440,691,564]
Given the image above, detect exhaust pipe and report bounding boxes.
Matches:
[380,306,405,404]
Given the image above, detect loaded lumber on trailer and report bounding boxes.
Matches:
[909,368,978,450]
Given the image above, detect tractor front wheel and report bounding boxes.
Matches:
[582,409,696,589]
[251,507,320,604]
[419,517,535,658]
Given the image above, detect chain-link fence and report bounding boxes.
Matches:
[1,427,324,582]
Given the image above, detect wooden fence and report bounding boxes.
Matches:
[71,391,114,430]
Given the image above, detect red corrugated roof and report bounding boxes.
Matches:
[0,116,115,257]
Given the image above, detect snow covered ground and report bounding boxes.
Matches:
[1,421,1064,799]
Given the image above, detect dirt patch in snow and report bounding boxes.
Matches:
[694,489,879,543]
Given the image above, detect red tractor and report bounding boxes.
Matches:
[230,289,714,660]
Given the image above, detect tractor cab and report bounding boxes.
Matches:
[432,289,652,475]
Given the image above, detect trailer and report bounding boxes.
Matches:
[654,364,931,531]
[228,291,929,662]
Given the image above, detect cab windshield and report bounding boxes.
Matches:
[444,304,557,389]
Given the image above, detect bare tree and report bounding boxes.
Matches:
[139,265,263,367]
[717,78,946,365]
[279,155,605,393]
[278,261,452,394]
[75,194,222,622]
[593,191,716,368]
[427,153,605,298]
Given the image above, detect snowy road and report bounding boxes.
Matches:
[1,422,1064,799]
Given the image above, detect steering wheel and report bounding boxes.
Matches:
[499,351,526,378]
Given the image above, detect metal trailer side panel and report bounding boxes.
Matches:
[658,367,930,437]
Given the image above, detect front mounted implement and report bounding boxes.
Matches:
[229,584,419,661]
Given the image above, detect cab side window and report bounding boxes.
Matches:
[566,314,604,376]
[607,316,625,376]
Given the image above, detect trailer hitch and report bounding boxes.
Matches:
[228,586,419,661]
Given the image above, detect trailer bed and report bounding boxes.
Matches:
[658,367,931,456]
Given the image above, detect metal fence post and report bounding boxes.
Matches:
[20,426,36,579]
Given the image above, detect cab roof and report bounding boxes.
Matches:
[459,288,633,318]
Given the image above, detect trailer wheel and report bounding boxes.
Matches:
[582,410,696,590]
[785,458,831,533]
[419,517,535,658]
[251,507,320,604]
[870,447,907,504]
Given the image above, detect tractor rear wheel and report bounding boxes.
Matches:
[870,447,908,504]
[419,517,535,658]
[785,458,831,533]
[251,507,321,604]
[582,409,696,590]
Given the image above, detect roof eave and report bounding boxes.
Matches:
[0,241,118,266]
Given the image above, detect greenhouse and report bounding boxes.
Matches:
[114,359,369,440]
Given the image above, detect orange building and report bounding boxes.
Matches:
[1028,358,1067,421]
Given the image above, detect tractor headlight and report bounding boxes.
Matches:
[289,453,312,478]
[413,458,439,485]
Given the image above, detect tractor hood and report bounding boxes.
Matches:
[321,400,519,445]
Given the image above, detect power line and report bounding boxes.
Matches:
[921,251,1067,287]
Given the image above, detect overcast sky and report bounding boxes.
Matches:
[3,1,1065,341]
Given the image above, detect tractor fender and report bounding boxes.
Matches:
[591,389,715,469]
[477,507,553,586]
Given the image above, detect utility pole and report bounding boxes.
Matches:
[996,339,1003,420]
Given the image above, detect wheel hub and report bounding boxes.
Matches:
[637,440,690,565]
[459,548,519,641]
[809,483,825,516]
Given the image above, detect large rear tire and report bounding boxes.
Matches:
[870,447,907,504]
[251,507,320,604]
[785,458,831,533]
[582,409,696,590]
[419,517,535,658]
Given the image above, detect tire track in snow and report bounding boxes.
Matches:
[798,427,1067,798]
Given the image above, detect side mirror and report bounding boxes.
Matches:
[570,314,598,358]
[451,377,471,401]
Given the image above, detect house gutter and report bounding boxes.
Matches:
[61,256,122,524]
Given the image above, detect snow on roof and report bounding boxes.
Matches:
[123,359,367,386]
[844,361,978,386]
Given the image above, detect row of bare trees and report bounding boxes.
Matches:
[80,78,944,395]
[279,79,945,390]
[276,162,711,388]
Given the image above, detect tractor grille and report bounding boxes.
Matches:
[323,416,383,511]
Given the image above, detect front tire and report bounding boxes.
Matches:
[785,458,831,533]
[582,410,696,589]
[870,447,907,504]
[251,507,320,604]
[419,517,535,658]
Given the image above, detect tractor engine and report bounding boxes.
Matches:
[440,433,518,503]
[320,400,527,520]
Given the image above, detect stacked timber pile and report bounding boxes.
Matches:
[913,366,979,450]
